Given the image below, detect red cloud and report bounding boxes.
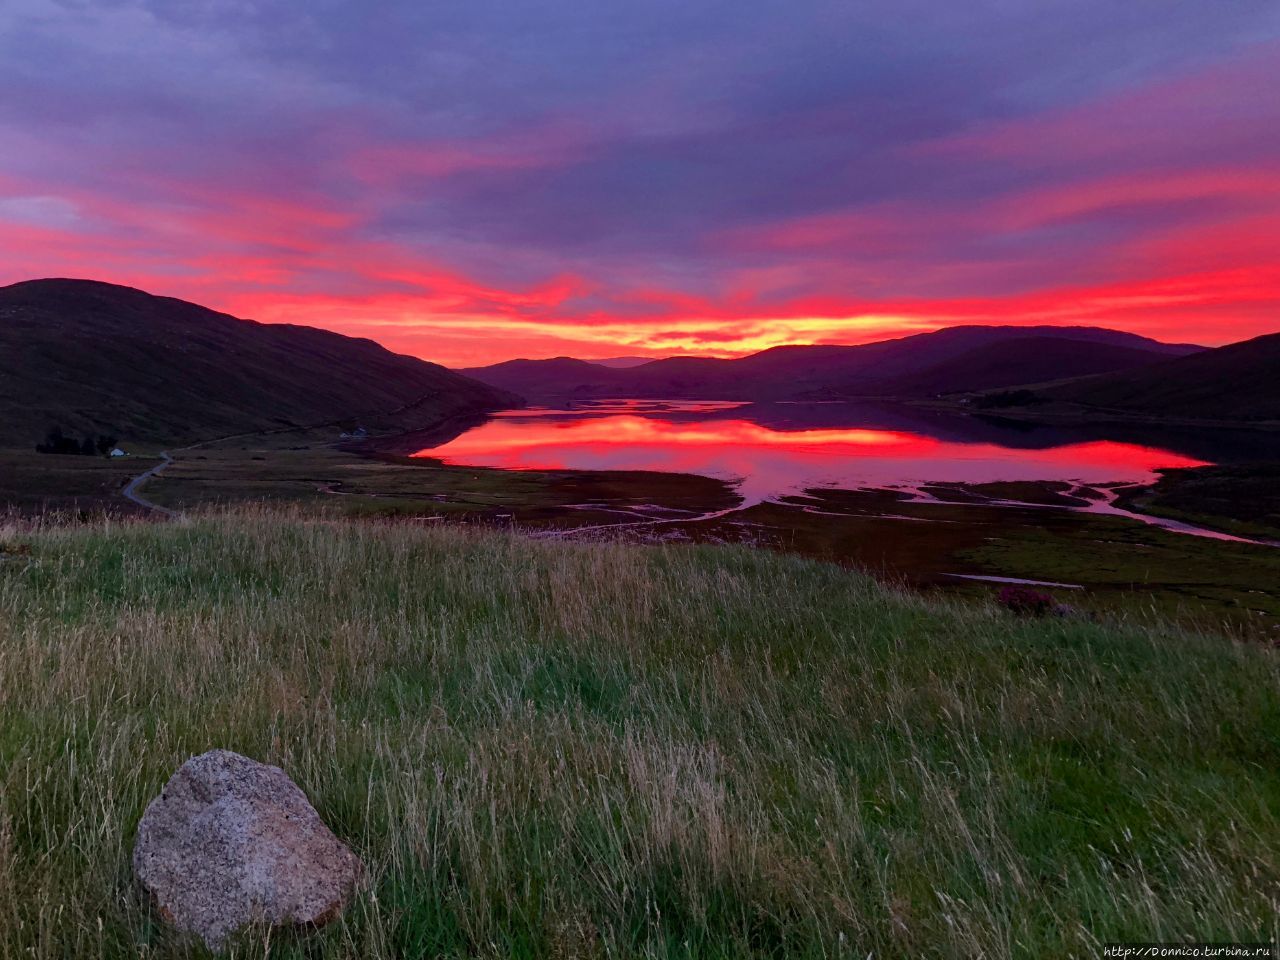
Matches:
[3,40,1278,368]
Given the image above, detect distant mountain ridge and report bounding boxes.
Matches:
[586,356,657,369]
[459,325,1203,402]
[0,278,519,446]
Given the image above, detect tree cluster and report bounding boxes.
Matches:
[35,427,119,456]
[973,389,1042,410]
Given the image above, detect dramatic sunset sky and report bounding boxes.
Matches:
[1,1,1278,366]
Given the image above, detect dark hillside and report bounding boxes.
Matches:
[455,357,630,401]
[0,279,519,446]
[1041,331,1280,421]
[857,336,1179,398]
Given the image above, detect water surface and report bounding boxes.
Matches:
[418,400,1230,504]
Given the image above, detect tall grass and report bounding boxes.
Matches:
[1,507,1278,958]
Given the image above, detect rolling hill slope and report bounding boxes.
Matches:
[850,335,1183,398]
[455,357,631,402]
[1040,331,1280,421]
[460,326,1202,402]
[0,278,519,446]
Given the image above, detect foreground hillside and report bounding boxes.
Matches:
[1,510,1278,958]
[0,279,517,446]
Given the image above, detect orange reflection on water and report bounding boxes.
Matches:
[416,407,1209,504]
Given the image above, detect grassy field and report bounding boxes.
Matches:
[7,443,1280,634]
[619,489,1280,633]
[0,448,159,514]
[141,443,739,522]
[2,509,1279,958]
[139,446,1280,631]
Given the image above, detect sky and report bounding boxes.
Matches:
[1,1,1278,367]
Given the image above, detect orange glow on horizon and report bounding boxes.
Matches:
[216,260,1279,365]
[1,28,1277,369]
[3,141,1278,366]
[2,161,1277,365]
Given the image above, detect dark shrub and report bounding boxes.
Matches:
[975,389,1042,409]
[35,427,120,456]
[996,585,1056,617]
[35,426,82,455]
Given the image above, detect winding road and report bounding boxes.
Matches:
[116,396,455,517]
[119,428,264,517]
[121,451,178,516]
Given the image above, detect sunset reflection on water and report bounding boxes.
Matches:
[416,401,1210,504]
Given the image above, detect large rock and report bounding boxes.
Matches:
[133,750,362,951]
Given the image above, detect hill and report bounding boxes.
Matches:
[858,335,1181,398]
[3,508,1278,955]
[0,278,519,446]
[455,356,632,402]
[1040,331,1280,421]
[586,356,656,368]
[460,326,1201,402]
